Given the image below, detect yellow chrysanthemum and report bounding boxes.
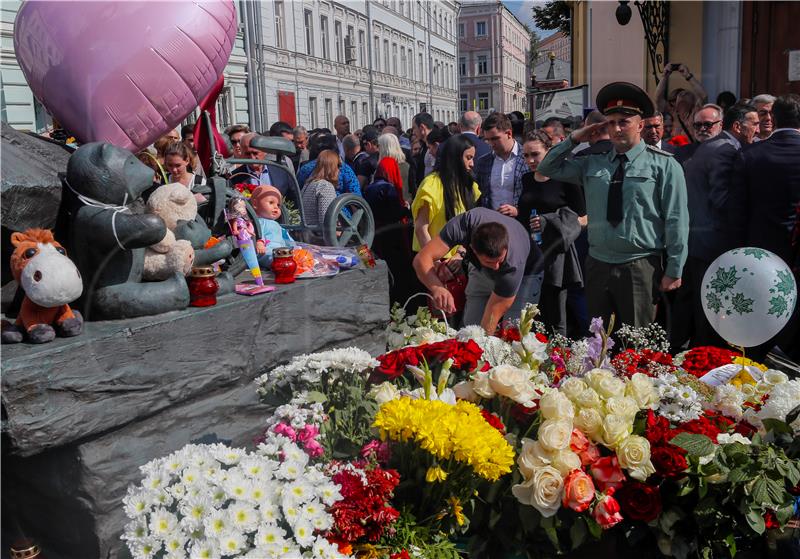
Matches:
[426,465,448,483]
[373,398,515,481]
[732,356,767,372]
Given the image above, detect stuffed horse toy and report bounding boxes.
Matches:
[1,229,84,344]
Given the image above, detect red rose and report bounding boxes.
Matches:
[511,402,539,425]
[481,409,506,434]
[650,444,688,478]
[535,332,548,344]
[593,489,623,529]
[645,410,673,446]
[422,340,457,364]
[764,510,780,530]
[375,347,418,379]
[452,339,483,371]
[616,481,662,522]
[590,455,627,492]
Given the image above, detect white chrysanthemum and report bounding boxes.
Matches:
[292,519,315,547]
[717,433,752,446]
[228,502,259,532]
[128,537,161,559]
[212,445,245,466]
[316,482,343,506]
[203,508,228,538]
[188,539,220,559]
[149,508,179,538]
[256,347,378,394]
[757,380,800,432]
[123,490,152,518]
[121,519,149,542]
[312,537,349,559]
[163,532,188,555]
[217,531,246,556]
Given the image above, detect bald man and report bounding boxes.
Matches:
[459,111,491,159]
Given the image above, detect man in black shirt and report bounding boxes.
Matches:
[413,208,544,333]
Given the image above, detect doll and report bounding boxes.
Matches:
[226,196,263,285]
[250,185,294,266]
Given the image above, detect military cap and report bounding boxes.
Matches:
[596,82,655,118]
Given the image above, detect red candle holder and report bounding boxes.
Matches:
[188,267,219,306]
[271,247,297,284]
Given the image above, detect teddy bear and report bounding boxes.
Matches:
[1,228,84,344]
[142,182,196,281]
[56,142,190,320]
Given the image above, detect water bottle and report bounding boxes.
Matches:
[530,209,543,245]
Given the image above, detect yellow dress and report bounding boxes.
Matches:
[411,172,481,253]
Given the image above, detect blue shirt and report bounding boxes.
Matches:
[296,159,362,196]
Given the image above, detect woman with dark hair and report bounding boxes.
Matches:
[516,129,586,334]
[296,133,361,196]
[411,134,480,253]
[164,141,207,203]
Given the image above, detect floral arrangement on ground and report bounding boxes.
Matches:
[121,304,800,559]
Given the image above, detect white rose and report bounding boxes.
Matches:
[604,396,639,421]
[472,372,496,399]
[574,408,604,442]
[574,388,603,409]
[602,414,633,448]
[511,465,564,517]
[595,376,626,400]
[489,365,537,404]
[616,435,655,481]
[763,369,789,386]
[521,332,548,361]
[585,368,614,391]
[625,373,659,409]
[517,438,553,478]
[755,381,773,395]
[550,449,582,477]
[539,391,575,421]
[368,382,400,405]
[740,384,757,398]
[538,419,573,452]
[560,378,588,402]
[452,381,479,402]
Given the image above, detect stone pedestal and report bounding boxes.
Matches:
[1,264,389,558]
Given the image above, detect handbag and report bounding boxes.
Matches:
[428,259,468,317]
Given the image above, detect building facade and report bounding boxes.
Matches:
[260,0,459,132]
[535,31,570,65]
[458,1,530,117]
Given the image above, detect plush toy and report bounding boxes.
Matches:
[250,185,294,266]
[58,142,189,320]
[1,229,84,344]
[142,182,196,281]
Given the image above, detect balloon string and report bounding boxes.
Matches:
[63,177,130,251]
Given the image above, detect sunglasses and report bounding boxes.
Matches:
[231,139,241,145]
[643,124,663,130]
[693,120,721,131]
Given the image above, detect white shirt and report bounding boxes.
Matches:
[489,142,519,209]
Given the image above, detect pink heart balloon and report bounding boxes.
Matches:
[14,1,236,152]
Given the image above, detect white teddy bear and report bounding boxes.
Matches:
[143,183,196,281]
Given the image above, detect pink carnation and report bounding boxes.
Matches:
[272,422,297,441]
[297,424,320,444]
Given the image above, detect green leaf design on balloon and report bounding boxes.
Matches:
[706,291,723,313]
[710,266,740,293]
[730,292,754,315]
[768,296,789,317]
[775,269,795,297]
[743,248,768,260]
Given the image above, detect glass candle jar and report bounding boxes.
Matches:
[188,266,219,307]
[10,539,42,559]
[271,247,297,284]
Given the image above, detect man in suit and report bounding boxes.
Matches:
[642,111,677,154]
[735,94,800,359]
[229,134,297,207]
[670,103,760,351]
[458,111,491,160]
[411,112,434,191]
[473,112,527,216]
[675,104,723,164]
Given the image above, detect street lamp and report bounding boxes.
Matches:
[615,0,669,85]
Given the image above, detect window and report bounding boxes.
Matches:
[478,92,489,111]
[339,99,346,117]
[458,22,464,38]
[335,21,343,63]
[392,43,398,74]
[325,98,333,128]
[476,21,486,37]
[408,49,414,79]
[320,16,329,59]
[309,97,318,128]
[374,36,380,69]
[351,101,358,128]
[362,102,368,124]
[460,94,468,112]
[274,1,285,49]
[358,30,366,67]
[400,46,406,77]
[304,10,314,56]
[477,55,488,75]
[419,52,424,80]
[383,39,389,72]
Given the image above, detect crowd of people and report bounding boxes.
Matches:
[132,70,800,359]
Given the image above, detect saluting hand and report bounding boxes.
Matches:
[570,122,607,144]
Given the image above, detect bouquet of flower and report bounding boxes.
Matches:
[385,303,456,350]
[373,396,515,532]
[257,393,327,458]
[121,436,346,559]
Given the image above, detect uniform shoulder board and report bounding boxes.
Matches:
[645,144,674,156]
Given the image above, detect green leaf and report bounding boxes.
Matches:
[724,533,737,557]
[670,432,716,457]
[765,478,785,504]
[305,390,327,403]
[569,517,587,550]
[762,418,794,435]
[727,467,752,484]
[750,477,770,505]
[776,269,796,297]
[768,295,790,317]
[540,515,560,551]
[585,516,603,540]
[743,248,768,260]
[698,477,708,499]
[705,291,723,313]
[745,508,765,534]
[730,292,755,315]
[676,478,697,497]
[709,266,740,293]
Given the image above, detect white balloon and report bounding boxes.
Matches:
[701,248,797,347]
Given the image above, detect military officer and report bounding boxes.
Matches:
[537,82,688,328]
